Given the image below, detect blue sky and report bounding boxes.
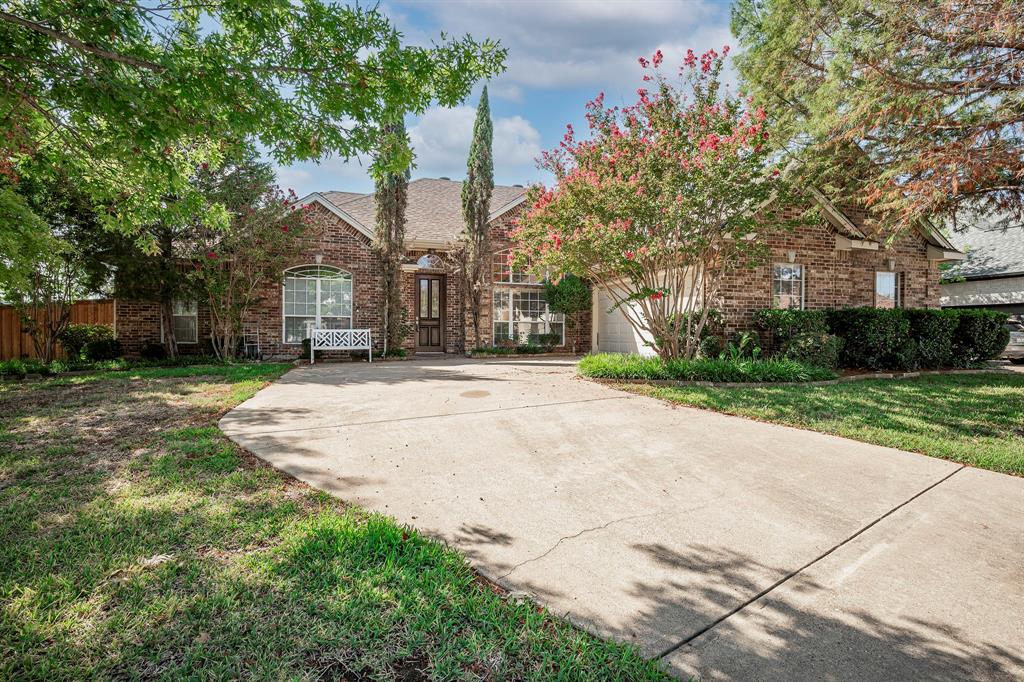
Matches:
[275,0,735,197]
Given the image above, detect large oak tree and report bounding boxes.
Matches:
[1,0,506,239]
[732,0,1023,229]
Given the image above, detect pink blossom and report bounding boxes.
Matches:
[652,49,664,68]
[638,56,649,68]
[625,250,635,260]
[649,291,663,300]
[206,251,218,260]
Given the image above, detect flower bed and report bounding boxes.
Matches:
[578,353,837,383]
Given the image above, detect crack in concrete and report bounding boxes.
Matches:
[654,463,967,661]
[498,511,663,581]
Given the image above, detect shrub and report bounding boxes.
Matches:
[82,338,123,362]
[577,353,836,383]
[780,333,843,369]
[140,342,168,361]
[58,324,114,360]
[753,309,828,345]
[825,308,911,370]
[0,358,52,377]
[720,331,762,361]
[906,309,957,369]
[951,309,1010,366]
[698,334,723,359]
[529,332,563,349]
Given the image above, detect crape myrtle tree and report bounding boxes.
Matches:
[0,1,506,241]
[512,48,802,360]
[189,149,311,360]
[732,0,1024,229]
[460,86,495,350]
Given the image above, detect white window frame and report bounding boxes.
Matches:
[874,271,902,309]
[772,263,805,310]
[492,287,565,346]
[160,300,198,345]
[281,265,354,345]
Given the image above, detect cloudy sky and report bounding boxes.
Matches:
[275,0,734,197]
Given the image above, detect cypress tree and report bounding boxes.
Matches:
[460,86,494,349]
[374,120,410,354]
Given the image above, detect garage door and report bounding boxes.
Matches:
[595,288,656,356]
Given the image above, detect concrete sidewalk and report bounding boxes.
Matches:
[221,357,1024,680]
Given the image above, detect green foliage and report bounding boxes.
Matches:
[732,0,1022,225]
[824,308,911,370]
[460,87,495,347]
[0,186,51,297]
[543,274,591,317]
[578,353,837,383]
[698,334,724,359]
[906,309,958,369]
[780,333,843,370]
[721,331,762,361]
[57,324,113,360]
[0,358,52,377]
[952,309,1010,367]
[1,2,506,238]
[82,338,122,362]
[472,344,549,356]
[780,307,1012,370]
[752,309,829,345]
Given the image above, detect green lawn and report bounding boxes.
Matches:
[0,365,665,680]
[616,372,1024,476]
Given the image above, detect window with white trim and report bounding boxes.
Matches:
[875,271,902,308]
[772,264,804,310]
[282,265,353,344]
[492,289,565,345]
[492,250,543,284]
[172,300,198,344]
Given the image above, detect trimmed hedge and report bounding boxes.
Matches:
[755,307,1008,370]
[578,353,837,383]
[952,308,1011,367]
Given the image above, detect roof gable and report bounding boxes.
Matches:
[315,178,528,246]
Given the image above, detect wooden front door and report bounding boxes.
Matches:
[416,274,445,351]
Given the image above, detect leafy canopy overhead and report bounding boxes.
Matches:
[732,0,1024,228]
[0,1,506,234]
[512,48,804,359]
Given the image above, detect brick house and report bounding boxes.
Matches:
[114,177,962,359]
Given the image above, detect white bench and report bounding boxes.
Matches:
[310,328,372,364]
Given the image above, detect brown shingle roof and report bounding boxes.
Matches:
[320,178,527,245]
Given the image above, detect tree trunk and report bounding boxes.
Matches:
[160,299,179,359]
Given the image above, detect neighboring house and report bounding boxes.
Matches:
[940,214,1024,315]
[113,177,964,359]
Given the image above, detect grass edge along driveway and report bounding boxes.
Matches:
[0,364,666,681]
[612,372,1024,476]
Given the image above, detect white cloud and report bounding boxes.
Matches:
[393,0,734,93]
[409,106,541,182]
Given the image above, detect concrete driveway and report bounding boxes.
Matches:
[221,357,1024,680]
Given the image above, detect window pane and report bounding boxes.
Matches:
[876,272,898,309]
[173,315,197,343]
[284,316,315,343]
[319,316,351,330]
[319,277,352,317]
[772,264,803,310]
[419,279,428,318]
[493,322,510,340]
[431,280,440,318]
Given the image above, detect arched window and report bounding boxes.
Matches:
[416,253,444,270]
[282,265,353,343]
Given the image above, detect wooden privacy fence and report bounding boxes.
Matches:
[0,300,115,361]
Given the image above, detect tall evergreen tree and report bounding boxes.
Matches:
[460,86,494,349]
[374,121,411,353]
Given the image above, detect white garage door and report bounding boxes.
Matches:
[595,288,656,356]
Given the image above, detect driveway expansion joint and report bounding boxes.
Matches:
[654,463,967,661]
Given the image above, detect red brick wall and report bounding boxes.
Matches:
[716,208,942,335]
[115,300,212,356]
[243,203,384,359]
